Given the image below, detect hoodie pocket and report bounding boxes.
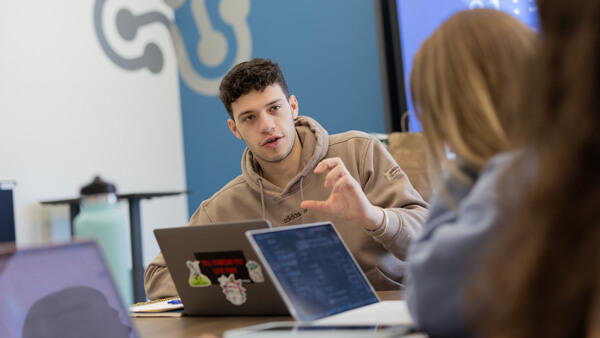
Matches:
[365,266,404,291]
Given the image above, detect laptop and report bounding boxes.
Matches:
[154,219,288,316]
[246,222,412,325]
[0,241,137,338]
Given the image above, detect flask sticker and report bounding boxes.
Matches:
[246,260,264,283]
[186,260,212,287]
[218,274,247,306]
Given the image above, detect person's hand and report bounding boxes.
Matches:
[300,157,383,231]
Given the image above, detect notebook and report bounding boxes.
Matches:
[0,241,137,338]
[246,222,411,325]
[129,296,184,317]
[154,219,288,316]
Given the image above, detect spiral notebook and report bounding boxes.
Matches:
[129,296,184,317]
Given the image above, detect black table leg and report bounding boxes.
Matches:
[128,198,146,303]
[68,203,80,237]
[43,191,188,303]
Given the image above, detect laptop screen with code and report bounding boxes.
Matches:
[247,222,378,321]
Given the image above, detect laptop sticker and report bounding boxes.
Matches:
[186,260,211,287]
[218,274,247,306]
[246,260,264,283]
[194,250,253,284]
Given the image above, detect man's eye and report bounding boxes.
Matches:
[270,105,281,112]
[243,115,255,122]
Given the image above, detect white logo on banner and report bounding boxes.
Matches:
[94,0,252,96]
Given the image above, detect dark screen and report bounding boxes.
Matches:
[194,250,251,283]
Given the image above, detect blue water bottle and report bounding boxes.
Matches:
[74,176,132,306]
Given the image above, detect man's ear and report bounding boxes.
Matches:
[289,95,299,119]
[228,119,243,139]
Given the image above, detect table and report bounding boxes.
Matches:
[132,291,403,337]
[40,191,188,303]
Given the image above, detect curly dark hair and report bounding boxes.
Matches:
[219,58,290,120]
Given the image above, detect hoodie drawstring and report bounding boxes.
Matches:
[258,179,266,219]
[299,176,305,223]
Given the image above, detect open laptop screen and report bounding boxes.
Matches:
[247,222,378,321]
[0,241,136,338]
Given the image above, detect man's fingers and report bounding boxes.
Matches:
[313,161,330,174]
[324,166,346,188]
[300,200,325,211]
[314,157,343,174]
[331,175,357,194]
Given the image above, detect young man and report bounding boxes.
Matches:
[144,58,428,300]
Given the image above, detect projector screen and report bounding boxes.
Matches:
[377,0,539,132]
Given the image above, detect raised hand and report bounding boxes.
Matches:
[300,157,383,231]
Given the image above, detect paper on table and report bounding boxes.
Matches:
[314,301,413,325]
[129,309,184,318]
[129,296,183,313]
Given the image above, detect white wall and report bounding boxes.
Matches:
[0,1,189,269]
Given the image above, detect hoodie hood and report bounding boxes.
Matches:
[241,115,329,198]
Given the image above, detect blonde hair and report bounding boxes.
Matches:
[477,0,600,336]
[410,9,538,172]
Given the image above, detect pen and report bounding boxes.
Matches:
[168,299,182,305]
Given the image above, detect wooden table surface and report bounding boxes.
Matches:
[132,290,403,338]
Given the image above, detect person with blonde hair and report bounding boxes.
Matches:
[403,8,538,337]
[476,0,600,336]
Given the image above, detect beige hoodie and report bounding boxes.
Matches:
[144,116,428,300]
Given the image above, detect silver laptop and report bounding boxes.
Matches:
[154,219,288,316]
[0,241,137,338]
[246,222,408,324]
